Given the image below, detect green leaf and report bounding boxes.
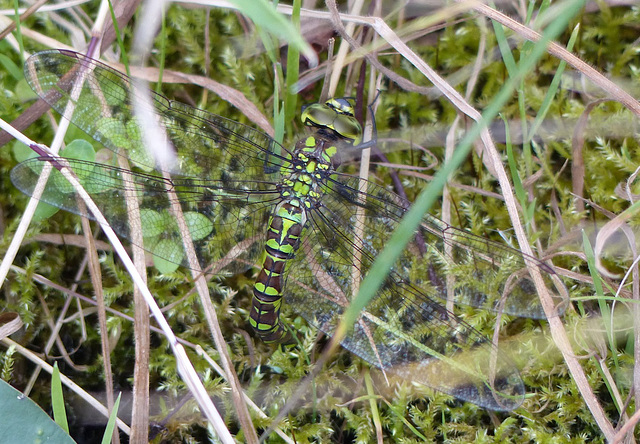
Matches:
[82,168,120,194]
[61,139,95,163]
[50,139,97,193]
[140,210,177,239]
[184,212,214,241]
[14,78,37,101]
[12,139,37,164]
[12,140,61,221]
[123,118,154,171]
[101,71,128,106]
[96,118,130,150]
[0,53,23,80]
[51,363,68,433]
[95,117,152,170]
[0,378,76,443]
[139,209,165,238]
[152,238,183,274]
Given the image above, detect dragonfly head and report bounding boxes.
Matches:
[301,98,363,146]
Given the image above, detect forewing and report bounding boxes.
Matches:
[23,49,292,179]
[17,49,296,271]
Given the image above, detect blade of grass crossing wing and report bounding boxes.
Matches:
[582,232,626,414]
[504,115,536,223]
[582,232,618,368]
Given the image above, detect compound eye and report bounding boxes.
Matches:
[301,103,333,127]
[333,115,362,145]
[300,99,363,145]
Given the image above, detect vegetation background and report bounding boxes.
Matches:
[0,0,639,442]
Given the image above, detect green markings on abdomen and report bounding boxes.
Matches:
[250,201,305,344]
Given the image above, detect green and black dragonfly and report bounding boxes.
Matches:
[12,50,566,410]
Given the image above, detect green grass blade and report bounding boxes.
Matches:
[228,0,314,65]
[528,23,580,141]
[582,231,622,413]
[504,114,532,223]
[12,0,24,65]
[100,393,122,444]
[284,0,301,127]
[51,362,69,433]
[107,0,130,77]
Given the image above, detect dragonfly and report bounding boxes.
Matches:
[12,49,567,411]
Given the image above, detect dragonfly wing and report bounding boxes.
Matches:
[19,49,298,271]
[323,173,567,319]
[10,158,275,271]
[24,50,293,179]
[281,189,524,410]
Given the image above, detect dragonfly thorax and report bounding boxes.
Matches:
[279,135,334,209]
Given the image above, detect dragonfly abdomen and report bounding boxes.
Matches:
[250,201,306,344]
